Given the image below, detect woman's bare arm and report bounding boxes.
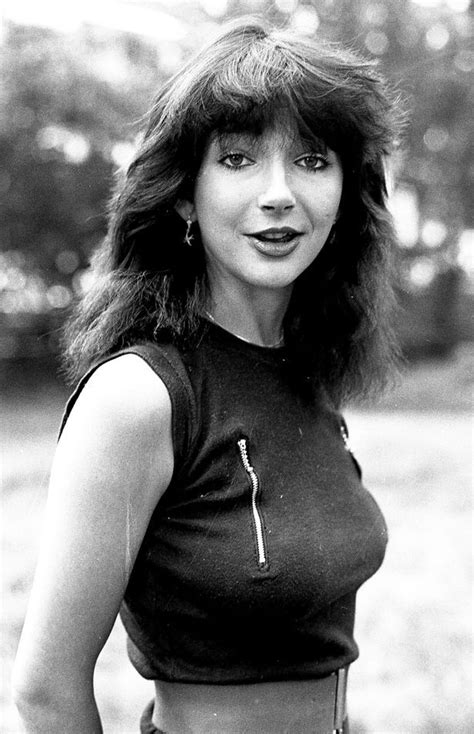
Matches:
[12,355,174,733]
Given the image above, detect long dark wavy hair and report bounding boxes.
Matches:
[62,17,404,405]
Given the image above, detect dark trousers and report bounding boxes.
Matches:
[139,699,349,733]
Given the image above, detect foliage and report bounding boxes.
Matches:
[0,23,165,357]
[1,25,153,277]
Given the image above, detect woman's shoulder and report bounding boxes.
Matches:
[54,351,175,532]
[61,340,196,468]
[60,352,173,451]
[88,349,169,386]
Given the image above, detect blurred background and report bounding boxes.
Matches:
[1,0,472,732]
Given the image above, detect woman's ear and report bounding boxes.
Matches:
[175,200,196,222]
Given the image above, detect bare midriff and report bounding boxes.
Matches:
[152,676,338,734]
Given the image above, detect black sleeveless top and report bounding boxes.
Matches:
[62,321,388,684]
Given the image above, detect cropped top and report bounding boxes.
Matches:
[62,320,388,685]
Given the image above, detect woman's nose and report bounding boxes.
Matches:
[257,164,296,212]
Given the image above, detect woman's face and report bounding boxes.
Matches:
[180,124,343,300]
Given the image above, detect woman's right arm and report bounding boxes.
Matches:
[12,354,174,733]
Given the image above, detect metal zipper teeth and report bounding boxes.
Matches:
[237,438,267,569]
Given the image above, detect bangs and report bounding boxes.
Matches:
[213,128,329,158]
[175,33,373,168]
[151,20,400,200]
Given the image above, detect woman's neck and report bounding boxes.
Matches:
[205,283,291,348]
[204,311,285,348]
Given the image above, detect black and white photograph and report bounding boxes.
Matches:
[1,1,472,732]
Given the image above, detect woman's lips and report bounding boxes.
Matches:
[245,228,303,257]
[247,233,301,257]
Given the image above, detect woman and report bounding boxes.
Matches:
[13,18,402,734]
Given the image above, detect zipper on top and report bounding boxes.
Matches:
[237,437,268,570]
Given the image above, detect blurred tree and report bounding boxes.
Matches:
[0,22,165,359]
[6,24,170,260]
[324,0,474,355]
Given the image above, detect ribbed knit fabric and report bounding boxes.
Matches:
[62,321,388,684]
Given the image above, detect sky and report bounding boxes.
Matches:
[0,0,187,39]
[1,0,471,38]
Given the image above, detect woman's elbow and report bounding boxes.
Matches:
[12,672,52,731]
[12,660,98,731]
[12,662,59,723]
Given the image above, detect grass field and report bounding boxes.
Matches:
[1,348,472,733]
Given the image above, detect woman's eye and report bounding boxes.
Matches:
[220,153,252,168]
[296,154,328,170]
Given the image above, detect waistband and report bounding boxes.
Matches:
[150,667,349,734]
